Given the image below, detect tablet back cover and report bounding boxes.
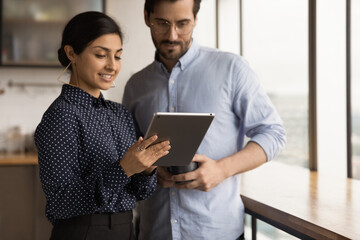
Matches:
[144,112,214,166]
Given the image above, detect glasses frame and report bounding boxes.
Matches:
[150,19,195,35]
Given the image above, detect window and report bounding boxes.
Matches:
[317,0,347,177]
[351,0,360,179]
[242,0,309,168]
[240,0,308,238]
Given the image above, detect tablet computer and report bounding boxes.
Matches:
[144,112,215,166]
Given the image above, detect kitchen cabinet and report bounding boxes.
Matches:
[0,155,52,240]
[0,0,104,67]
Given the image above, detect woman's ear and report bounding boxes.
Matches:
[64,45,76,63]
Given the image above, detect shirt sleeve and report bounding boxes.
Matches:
[127,171,157,201]
[119,106,157,200]
[35,106,131,221]
[233,59,287,160]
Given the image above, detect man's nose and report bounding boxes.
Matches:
[167,24,179,41]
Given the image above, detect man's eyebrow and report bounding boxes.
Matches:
[93,46,123,52]
[154,17,168,22]
[154,17,191,22]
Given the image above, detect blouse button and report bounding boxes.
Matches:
[93,100,102,108]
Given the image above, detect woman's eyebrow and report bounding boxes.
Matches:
[93,46,123,52]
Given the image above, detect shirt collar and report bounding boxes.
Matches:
[178,39,199,70]
[155,39,200,72]
[61,84,109,109]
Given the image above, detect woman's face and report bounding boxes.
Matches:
[72,33,122,97]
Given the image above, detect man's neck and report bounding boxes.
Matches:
[159,57,178,73]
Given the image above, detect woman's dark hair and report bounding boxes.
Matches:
[145,0,201,19]
[58,11,123,69]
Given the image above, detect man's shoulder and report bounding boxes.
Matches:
[198,45,246,64]
[196,45,250,73]
[129,62,156,81]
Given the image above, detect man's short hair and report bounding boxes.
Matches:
[145,0,201,18]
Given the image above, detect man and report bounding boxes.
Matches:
[122,0,286,239]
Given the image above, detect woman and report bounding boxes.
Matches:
[34,11,170,240]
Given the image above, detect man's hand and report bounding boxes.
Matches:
[171,154,227,192]
[157,166,176,188]
[157,142,267,192]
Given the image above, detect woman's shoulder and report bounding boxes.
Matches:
[41,95,79,123]
[106,100,129,112]
[105,100,134,120]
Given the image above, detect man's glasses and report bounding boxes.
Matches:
[150,19,194,35]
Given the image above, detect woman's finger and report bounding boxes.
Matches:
[155,150,170,159]
[148,140,171,154]
[141,135,159,149]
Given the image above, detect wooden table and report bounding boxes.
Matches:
[240,161,360,240]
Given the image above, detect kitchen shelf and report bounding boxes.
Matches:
[0,0,105,67]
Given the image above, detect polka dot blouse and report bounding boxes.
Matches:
[35,85,156,224]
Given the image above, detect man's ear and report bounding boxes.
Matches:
[144,10,151,27]
[64,45,76,63]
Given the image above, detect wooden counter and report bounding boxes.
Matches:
[2,155,359,239]
[240,161,360,240]
[0,154,38,165]
[0,154,51,240]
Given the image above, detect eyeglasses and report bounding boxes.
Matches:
[150,19,194,35]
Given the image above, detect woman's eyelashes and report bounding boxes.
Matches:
[95,54,106,59]
[95,53,121,60]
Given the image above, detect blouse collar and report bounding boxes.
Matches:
[61,84,109,109]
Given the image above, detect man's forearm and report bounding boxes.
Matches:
[218,141,267,179]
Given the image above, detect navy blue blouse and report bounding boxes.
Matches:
[35,85,156,224]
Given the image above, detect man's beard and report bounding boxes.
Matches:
[154,38,192,61]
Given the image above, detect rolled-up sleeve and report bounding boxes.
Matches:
[233,64,286,160]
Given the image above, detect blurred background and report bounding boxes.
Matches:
[0,0,359,239]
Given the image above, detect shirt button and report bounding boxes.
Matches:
[171,191,175,196]
[170,79,175,84]
[170,107,175,111]
[173,219,178,224]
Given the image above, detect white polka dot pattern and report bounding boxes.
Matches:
[35,85,156,224]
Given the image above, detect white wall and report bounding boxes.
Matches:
[0,68,62,136]
[0,0,216,139]
[0,1,153,137]
[105,0,155,102]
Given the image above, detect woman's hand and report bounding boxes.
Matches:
[120,135,171,177]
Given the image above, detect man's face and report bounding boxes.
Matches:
[145,0,197,63]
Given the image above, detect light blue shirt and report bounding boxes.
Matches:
[123,40,286,240]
